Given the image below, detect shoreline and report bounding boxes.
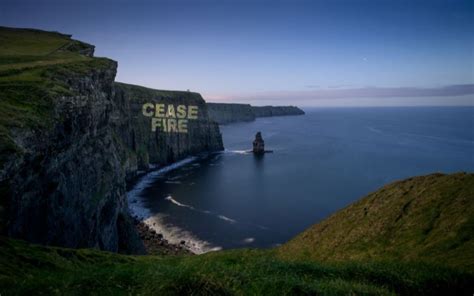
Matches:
[126,155,222,255]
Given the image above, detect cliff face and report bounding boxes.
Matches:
[112,83,223,181]
[206,103,255,124]
[1,58,144,253]
[207,103,304,124]
[0,27,223,254]
[251,106,305,117]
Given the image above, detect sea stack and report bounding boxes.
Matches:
[253,132,265,154]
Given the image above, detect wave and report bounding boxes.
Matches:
[242,237,255,244]
[127,156,223,254]
[163,195,270,232]
[218,215,237,223]
[224,149,251,154]
[165,195,195,210]
[164,195,238,225]
[142,214,220,254]
[127,157,198,199]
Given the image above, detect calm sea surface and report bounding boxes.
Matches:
[134,107,474,252]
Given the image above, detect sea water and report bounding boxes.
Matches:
[129,107,474,253]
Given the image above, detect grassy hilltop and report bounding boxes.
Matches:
[0,27,113,167]
[1,173,473,295]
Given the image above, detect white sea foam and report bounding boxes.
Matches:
[165,195,195,210]
[127,157,197,200]
[164,195,239,224]
[225,149,251,154]
[242,237,255,243]
[218,215,237,223]
[142,215,218,254]
[127,157,222,254]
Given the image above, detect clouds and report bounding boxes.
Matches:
[207,84,474,105]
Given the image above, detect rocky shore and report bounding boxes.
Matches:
[133,218,192,256]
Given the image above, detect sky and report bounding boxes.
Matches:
[1,0,473,106]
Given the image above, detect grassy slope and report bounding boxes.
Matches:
[278,173,474,270]
[115,81,203,99]
[0,237,473,296]
[0,173,473,295]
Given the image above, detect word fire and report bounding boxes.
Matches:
[142,103,199,133]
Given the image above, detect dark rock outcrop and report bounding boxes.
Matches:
[207,103,304,124]
[251,106,305,117]
[2,59,146,254]
[206,103,255,124]
[253,132,265,154]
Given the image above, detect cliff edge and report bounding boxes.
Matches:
[0,27,223,254]
[207,103,304,124]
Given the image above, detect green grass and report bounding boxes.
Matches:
[277,173,474,271]
[0,27,114,168]
[114,81,203,101]
[0,27,71,56]
[0,237,472,296]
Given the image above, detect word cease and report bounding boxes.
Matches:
[142,103,199,133]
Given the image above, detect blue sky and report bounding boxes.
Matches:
[1,0,473,106]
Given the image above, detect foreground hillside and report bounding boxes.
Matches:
[1,237,472,295]
[278,173,474,270]
[0,173,473,295]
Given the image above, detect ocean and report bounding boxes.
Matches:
[128,107,474,253]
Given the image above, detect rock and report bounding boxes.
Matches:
[180,240,186,245]
[253,132,265,154]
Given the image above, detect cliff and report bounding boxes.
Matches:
[112,83,223,182]
[251,105,305,117]
[0,27,223,254]
[207,103,304,124]
[206,103,255,124]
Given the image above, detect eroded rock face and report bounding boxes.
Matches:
[112,83,224,182]
[207,103,305,124]
[2,56,223,254]
[253,132,265,154]
[250,106,305,117]
[4,61,143,253]
[207,103,255,124]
